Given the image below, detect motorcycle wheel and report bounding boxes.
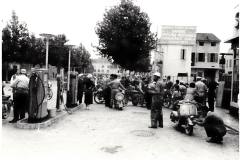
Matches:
[2,104,11,119]
[94,93,104,104]
[132,98,138,106]
[185,123,193,136]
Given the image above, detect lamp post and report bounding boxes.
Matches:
[39,33,54,70]
[65,43,75,91]
[65,42,76,108]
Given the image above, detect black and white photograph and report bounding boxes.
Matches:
[0,0,239,160]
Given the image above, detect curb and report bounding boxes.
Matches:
[16,105,82,129]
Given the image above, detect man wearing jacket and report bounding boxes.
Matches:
[148,72,164,128]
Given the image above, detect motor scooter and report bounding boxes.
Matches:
[94,87,105,104]
[170,99,199,135]
[111,89,126,110]
[2,95,13,119]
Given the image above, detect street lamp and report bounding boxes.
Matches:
[65,42,75,91]
[39,33,55,70]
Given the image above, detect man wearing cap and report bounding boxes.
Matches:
[10,69,29,123]
[148,72,164,128]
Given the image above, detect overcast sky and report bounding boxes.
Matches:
[1,0,238,58]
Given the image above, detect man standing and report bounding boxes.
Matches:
[207,77,218,112]
[103,75,111,107]
[10,69,29,123]
[195,77,208,105]
[148,72,164,128]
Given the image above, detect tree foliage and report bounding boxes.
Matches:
[95,0,156,72]
[2,11,31,63]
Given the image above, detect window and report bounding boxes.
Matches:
[199,42,204,46]
[180,49,185,60]
[102,65,104,68]
[198,53,205,62]
[98,69,100,72]
[208,53,218,62]
[211,42,216,46]
[107,70,109,73]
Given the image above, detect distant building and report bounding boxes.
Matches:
[191,33,221,81]
[91,57,120,75]
[156,25,196,82]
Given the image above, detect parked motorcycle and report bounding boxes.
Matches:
[111,90,126,110]
[2,95,13,119]
[125,86,144,106]
[163,89,172,108]
[94,87,105,104]
[170,100,199,135]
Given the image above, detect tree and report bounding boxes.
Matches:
[48,34,69,72]
[27,34,45,66]
[2,11,31,80]
[95,0,156,72]
[71,44,92,73]
[2,11,31,63]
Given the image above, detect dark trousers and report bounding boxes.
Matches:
[204,125,226,140]
[103,87,111,107]
[13,92,28,120]
[150,94,163,127]
[151,109,163,127]
[208,94,215,112]
[78,91,83,103]
[145,92,152,109]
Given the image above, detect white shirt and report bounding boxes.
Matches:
[10,74,29,89]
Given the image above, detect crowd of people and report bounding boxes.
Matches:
[91,72,226,144]
[3,68,226,144]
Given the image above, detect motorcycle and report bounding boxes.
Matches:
[163,89,172,108]
[125,85,144,106]
[94,87,105,104]
[170,99,199,135]
[2,95,13,119]
[111,89,126,110]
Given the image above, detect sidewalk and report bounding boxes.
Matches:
[215,106,239,131]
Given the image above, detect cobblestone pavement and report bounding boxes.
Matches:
[2,81,239,160]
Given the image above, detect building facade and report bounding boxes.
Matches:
[92,57,120,75]
[191,33,221,81]
[225,5,239,110]
[156,25,196,82]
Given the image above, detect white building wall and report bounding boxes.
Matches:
[162,44,192,78]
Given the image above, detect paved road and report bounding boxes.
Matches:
[2,81,239,160]
[2,104,239,160]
